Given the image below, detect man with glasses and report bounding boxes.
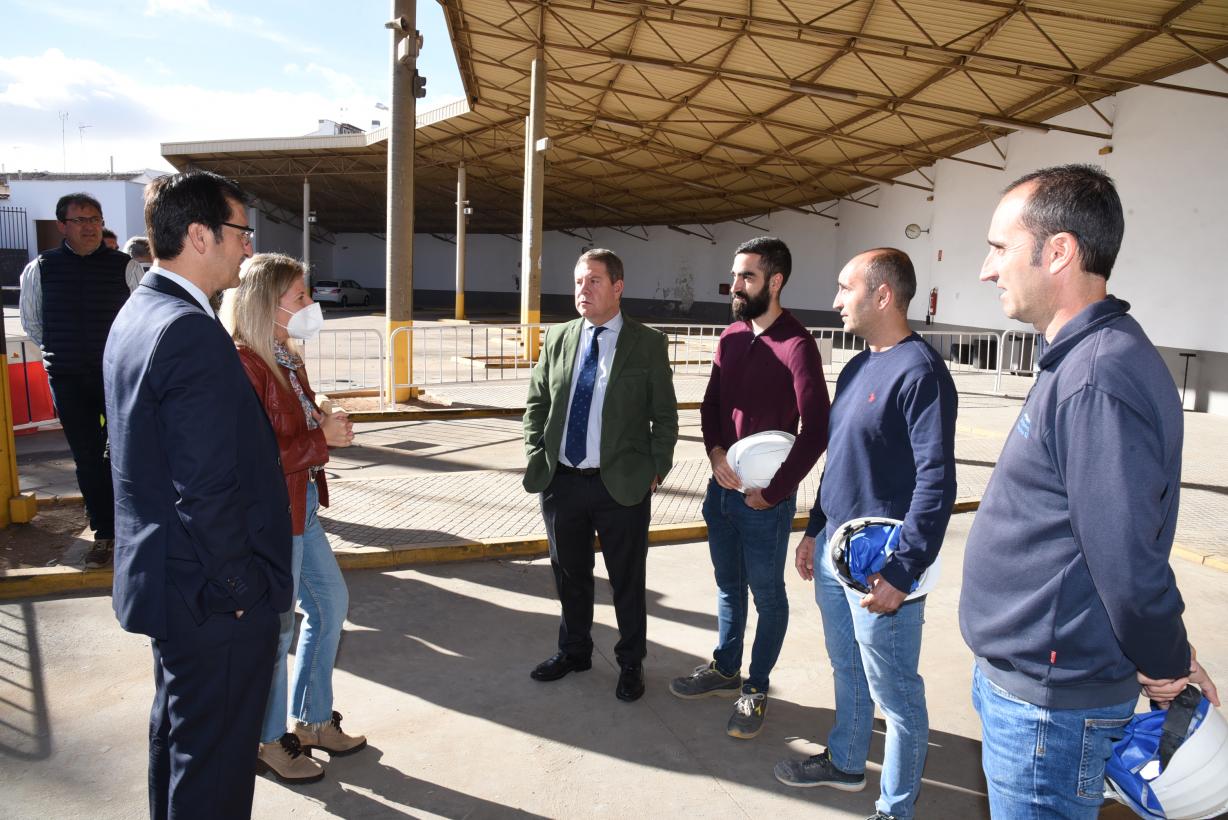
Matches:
[105,170,290,818]
[18,193,143,568]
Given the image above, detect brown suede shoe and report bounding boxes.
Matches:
[84,539,114,569]
[293,711,367,756]
[256,733,325,784]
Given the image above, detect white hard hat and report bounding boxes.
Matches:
[1106,685,1228,820]
[725,430,795,491]
[825,517,940,601]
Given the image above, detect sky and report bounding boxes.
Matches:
[0,0,465,174]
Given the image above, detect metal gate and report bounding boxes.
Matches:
[0,206,29,305]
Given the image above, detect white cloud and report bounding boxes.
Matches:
[144,0,321,55]
[0,49,381,172]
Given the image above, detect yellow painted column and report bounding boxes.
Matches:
[455,161,467,320]
[387,318,413,403]
[384,0,416,402]
[519,51,546,364]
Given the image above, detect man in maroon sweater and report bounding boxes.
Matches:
[670,236,831,738]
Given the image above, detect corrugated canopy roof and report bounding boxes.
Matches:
[165,0,1228,235]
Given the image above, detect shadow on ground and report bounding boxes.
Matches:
[332,562,992,818]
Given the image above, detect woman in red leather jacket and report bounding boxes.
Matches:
[223,253,366,784]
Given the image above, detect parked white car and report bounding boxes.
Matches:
[312,279,371,307]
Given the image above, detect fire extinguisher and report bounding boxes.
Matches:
[926,287,938,326]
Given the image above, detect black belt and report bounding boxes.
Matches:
[557,463,600,477]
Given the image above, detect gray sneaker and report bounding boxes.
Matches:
[773,749,866,791]
[84,539,114,569]
[726,688,767,738]
[669,661,742,699]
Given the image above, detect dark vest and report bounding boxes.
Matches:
[39,242,131,376]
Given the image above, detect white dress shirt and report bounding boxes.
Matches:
[559,311,623,469]
[150,265,216,318]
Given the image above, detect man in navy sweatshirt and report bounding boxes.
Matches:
[774,249,957,820]
[670,236,830,740]
[960,164,1219,818]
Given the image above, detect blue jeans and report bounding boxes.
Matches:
[972,664,1136,819]
[261,481,350,742]
[703,480,795,692]
[816,533,928,820]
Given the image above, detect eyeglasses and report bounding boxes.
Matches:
[63,216,103,226]
[220,221,255,243]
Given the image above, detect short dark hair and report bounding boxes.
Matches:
[101,228,117,241]
[577,248,624,283]
[55,192,102,221]
[862,248,916,311]
[144,170,249,261]
[734,236,792,286]
[1005,164,1124,280]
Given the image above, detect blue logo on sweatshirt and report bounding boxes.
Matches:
[1016,412,1033,439]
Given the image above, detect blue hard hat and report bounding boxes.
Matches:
[826,517,941,600]
[1105,685,1228,820]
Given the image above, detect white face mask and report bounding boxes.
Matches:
[278,302,324,340]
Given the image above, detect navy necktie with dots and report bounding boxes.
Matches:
[564,326,606,466]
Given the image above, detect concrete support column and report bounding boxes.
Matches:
[455,161,467,320]
[385,0,416,401]
[302,177,311,274]
[519,52,546,361]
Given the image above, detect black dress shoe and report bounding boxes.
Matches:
[530,651,592,682]
[616,664,645,702]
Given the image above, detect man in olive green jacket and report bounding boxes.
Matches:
[523,248,678,702]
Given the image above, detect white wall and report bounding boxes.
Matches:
[857,62,1228,351]
[355,63,1227,348]
[539,213,840,312]
[6,178,146,256]
[250,209,334,278]
[347,61,1228,409]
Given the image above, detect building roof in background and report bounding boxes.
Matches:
[164,0,1228,235]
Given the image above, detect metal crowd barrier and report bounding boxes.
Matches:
[264,321,1041,407]
[386,323,553,393]
[994,330,1041,391]
[301,329,386,409]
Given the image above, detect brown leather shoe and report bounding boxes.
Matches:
[293,711,367,756]
[256,733,325,784]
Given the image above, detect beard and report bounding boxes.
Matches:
[731,287,770,321]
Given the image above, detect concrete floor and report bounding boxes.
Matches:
[3,512,1225,819]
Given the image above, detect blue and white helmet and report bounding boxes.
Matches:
[1104,685,1228,820]
[825,517,940,601]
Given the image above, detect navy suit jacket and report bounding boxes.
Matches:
[104,271,293,640]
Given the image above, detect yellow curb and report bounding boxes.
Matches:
[35,494,84,508]
[349,407,525,423]
[0,566,113,599]
[1205,555,1228,573]
[348,401,702,424]
[327,388,381,398]
[6,497,1224,601]
[1172,544,1209,566]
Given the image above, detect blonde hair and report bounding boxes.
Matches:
[221,252,306,389]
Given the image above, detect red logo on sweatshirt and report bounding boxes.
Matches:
[868,392,876,403]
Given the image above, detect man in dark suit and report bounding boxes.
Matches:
[523,248,678,702]
[104,170,293,819]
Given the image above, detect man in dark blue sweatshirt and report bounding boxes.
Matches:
[960,164,1220,819]
[774,248,956,820]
